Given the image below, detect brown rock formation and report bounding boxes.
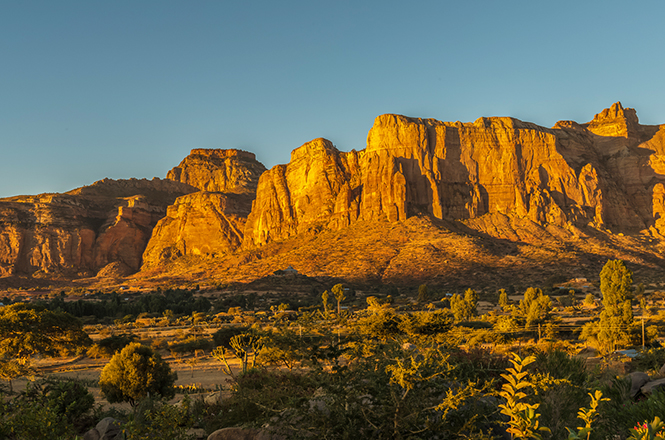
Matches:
[166,149,266,193]
[243,138,361,247]
[245,102,665,249]
[0,178,195,277]
[142,191,253,268]
[143,149,266,268]
[4,102,665,287]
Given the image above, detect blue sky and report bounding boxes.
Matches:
[1,1,664,198]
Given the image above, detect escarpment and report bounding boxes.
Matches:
[2,102,665,284]
[245,102,665,247]
[0,178,196,277]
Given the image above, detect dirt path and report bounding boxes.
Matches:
[9,354,243,410]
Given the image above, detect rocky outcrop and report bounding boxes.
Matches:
[167,149,266,193]
[245,102,665,247]
[142,191,253,267]
[142,149,266,268]
[4,103,665,284]
[243,139,361,247]
[0,178,195,277]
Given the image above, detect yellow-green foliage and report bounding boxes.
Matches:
[99,343,177,406]
[498,353,550,440]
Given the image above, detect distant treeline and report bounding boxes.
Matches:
[35,289,212,319]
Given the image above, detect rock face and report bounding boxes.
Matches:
[243,138,361,246]
[167,149,266,194]
[142,149,266,268]
[0,178,195,277]
[3,102,665,284]
[142,191,253,267]
[245,102,665,246]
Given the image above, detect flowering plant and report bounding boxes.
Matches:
[628,417,665,440]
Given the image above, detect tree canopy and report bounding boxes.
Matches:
[99,343,177,406]
[0,303,90,362]
[600,259,633,314]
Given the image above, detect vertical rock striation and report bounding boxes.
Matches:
[141,149,267,268]
[244,102,665,247]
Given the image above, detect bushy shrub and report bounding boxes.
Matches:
[122,396,195,440]
[87,333,138,359]
[0,378,95,438]
[168,337,213,354]
[99,343,177,406]
[212,326,249,348]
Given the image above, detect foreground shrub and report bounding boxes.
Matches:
[0,378,95,439]
[99,343,177,406]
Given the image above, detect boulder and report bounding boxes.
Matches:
[641,378,665,395]
[82,428,100,440]
[629,371,651,398]
[95,417,123,440]
[207,427,278,440]
[204,391,223,405]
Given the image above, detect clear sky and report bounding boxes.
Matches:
[1,1,664,198]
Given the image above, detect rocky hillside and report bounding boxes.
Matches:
[146,102,665,288]
[141,149,266,268]
[0,178,196,278]
[2,102,665,288]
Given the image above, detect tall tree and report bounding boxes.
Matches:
[597,260,634,352]
[332,284,346,315]
[600,259,633,314]
[498,289,509,308]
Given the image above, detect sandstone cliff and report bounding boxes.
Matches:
[243,138,361,247]
[0,178,196,277]
[142,149,266,268]
[244,102,665,249]
[166,149,266,193]
[4,102,665,287]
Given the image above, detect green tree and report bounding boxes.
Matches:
[417,284,429,305]
[596,260,634,352]
[0,303,91,387]
[600,259,633,315]
[212,333,264,377]
[99,343,177,406]
[464,288,478,316]
[321,290,330,315]
[499,289,509,308]
[450,289,478,322]
[515,288,551,330]
[332,284,345,315]
[450,294,465,321]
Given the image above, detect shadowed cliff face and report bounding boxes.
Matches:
[244,102,665,249]
[141,149,266,269]
[0,179,196,277]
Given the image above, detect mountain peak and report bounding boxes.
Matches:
[585,102,640,138]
